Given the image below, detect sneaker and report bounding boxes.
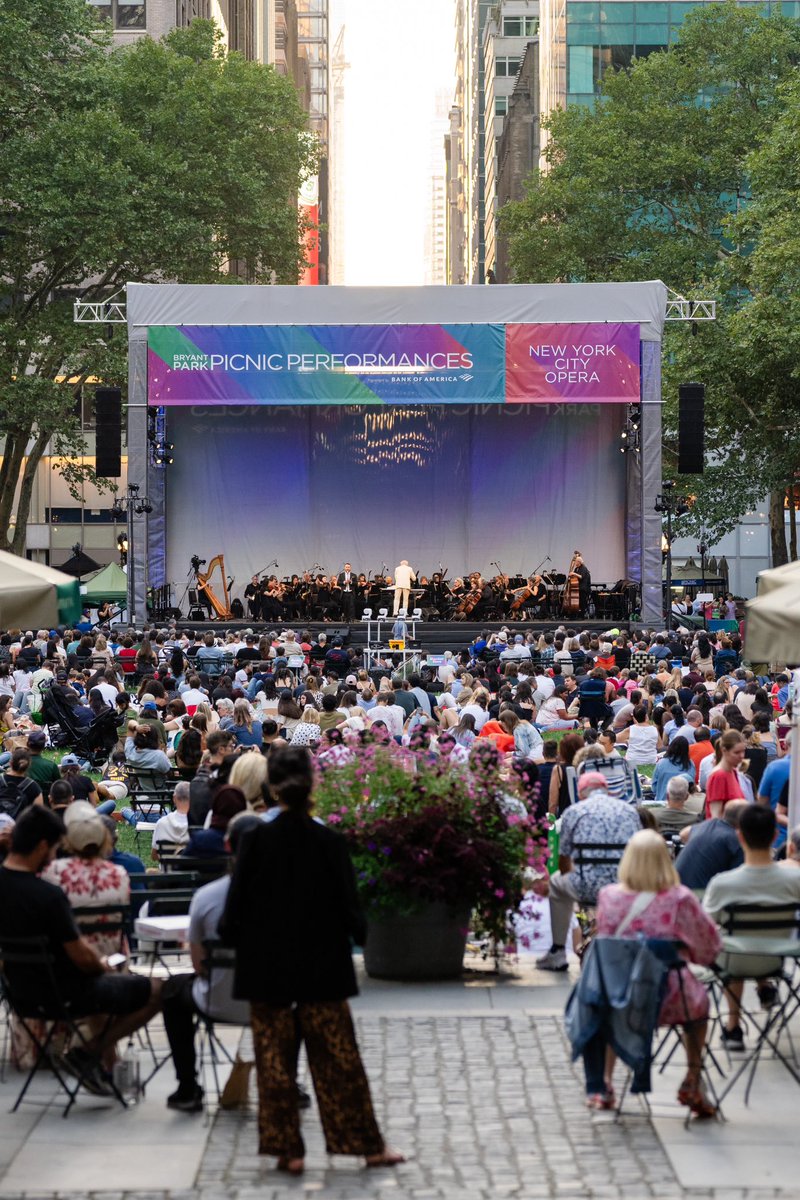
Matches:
[721,1026,745,1053]
[61,1048,113,1097]
[536,948,569,972]
[757,982,778,1010]
[167,1085,204,1113]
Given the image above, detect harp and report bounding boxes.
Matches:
[195,554,233,620]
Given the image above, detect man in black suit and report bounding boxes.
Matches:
[337,563,356,622]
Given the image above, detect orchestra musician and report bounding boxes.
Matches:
[529,575,548,615]
[572,554,592,616]
[337,563,356,622]
[244,575,260,620]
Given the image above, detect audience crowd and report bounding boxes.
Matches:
[0,614,796,1146]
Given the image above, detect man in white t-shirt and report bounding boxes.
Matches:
[371,692,406,738]
[704,804,800,1053]
[500,635,532,661]
[179,674,209,713]
[151,783,191,859]
[533,673,555,703]
[437,652,457,686]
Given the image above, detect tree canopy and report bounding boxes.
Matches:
[500,1,800,561]
[0,0,315,553]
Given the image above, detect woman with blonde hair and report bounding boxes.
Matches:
[230,751,268,810]
[583,830,721,1116]
[290,706,321,747]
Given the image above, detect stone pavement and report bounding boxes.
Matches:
[1,959,798,1199]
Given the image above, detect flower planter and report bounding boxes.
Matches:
[363,902,472,981]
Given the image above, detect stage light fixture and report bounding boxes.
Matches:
[377,607,388,619]
[361,608,373,619]
[412,608,422,619]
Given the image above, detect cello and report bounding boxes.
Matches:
[562,551,582,616]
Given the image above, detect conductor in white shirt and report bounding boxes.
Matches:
[393,560,416,615]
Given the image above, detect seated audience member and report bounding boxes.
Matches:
[676,796,753,892]
[43,802,130,958]
[182,785,246,859]
[25,730,60,790]
[150,782,191,860]
[583,830,721,1115]
[654,776,699,835]
[0,749,43,818]
[704,804,800,1051]
[536,772,642,972]
[757,735,792,855]
[688,726,715,782]
[705,730,749,817]
[0,807,159,1089]
[58,755,100,807]
[189,730,236,827]
[651,737,695,804]
[102,815,146,877]
[616,705,660,767]
[230,698,263,749]
[162,812,264,1112]
[779,825,800,870]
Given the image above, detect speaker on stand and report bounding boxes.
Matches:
[677,382,705,475]
[95,387,123,478]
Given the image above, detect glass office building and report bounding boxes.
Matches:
[541,0,800,123]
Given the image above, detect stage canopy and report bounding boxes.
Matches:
[127,282,667,624]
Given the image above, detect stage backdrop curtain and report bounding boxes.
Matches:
[164,404,626,601]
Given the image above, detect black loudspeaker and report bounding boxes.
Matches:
[678,382,705,474]
[95,387,123,477]
[188,589,199,606]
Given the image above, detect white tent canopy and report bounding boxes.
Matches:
[0,551,82,628]
[757,559,800,597]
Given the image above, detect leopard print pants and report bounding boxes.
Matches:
[250,999,384,1160]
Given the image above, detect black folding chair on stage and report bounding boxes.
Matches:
[0,934,128,1117]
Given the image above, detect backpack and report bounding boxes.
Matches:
[0,773,39,819]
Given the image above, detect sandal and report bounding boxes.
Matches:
[677,1080,716,1119]
[276,1157,304,1175]
[366,1147,406,1168]
[586,1088,615,1111]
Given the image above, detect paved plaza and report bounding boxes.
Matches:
[0,959,798,1200]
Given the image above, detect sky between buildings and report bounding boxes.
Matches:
[331,0,456,285]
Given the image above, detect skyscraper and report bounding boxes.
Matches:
[329,24,349,284]
[482,0,539,280]
[450,0,493,284]
[424,89,452,285]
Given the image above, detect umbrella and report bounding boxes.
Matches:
[82,561,129,605]
[59,548,102,579]
[757,559,800,597]
[0,550,82,627]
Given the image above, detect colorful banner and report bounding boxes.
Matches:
[147,322,640,405]
[148,324,505,405]
[506,322,641,403]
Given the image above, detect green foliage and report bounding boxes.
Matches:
[0,3,315,552]
[500,2,800,551]
[313,739,549,943]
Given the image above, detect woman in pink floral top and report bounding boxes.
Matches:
[43,802,130,959]
[592,830,721,1117]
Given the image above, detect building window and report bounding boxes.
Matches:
[88,0,146,28]
[495,56,521,76]
[503,15,538,35]
[495,95,508,115]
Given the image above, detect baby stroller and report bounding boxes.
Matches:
[39,683,123,767]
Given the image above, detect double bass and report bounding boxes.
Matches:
[562,551,582,616]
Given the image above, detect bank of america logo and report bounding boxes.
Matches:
[460,372,473,381]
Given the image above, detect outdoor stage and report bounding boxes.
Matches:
[125,281,667,627]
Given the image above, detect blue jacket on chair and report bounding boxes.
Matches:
[565,935,672,1093]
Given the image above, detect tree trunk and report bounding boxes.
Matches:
[10,430,50,556]
[0,432,28,553]
[789,487,798,563]
[769,488,788,566]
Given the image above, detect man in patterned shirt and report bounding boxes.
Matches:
[536,772,642,971]
[629,640,655,676]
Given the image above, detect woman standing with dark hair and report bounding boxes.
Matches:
[221,745,403,1176]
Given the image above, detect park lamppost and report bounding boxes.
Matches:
[655,480,689,625]
[110,484,152,622]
